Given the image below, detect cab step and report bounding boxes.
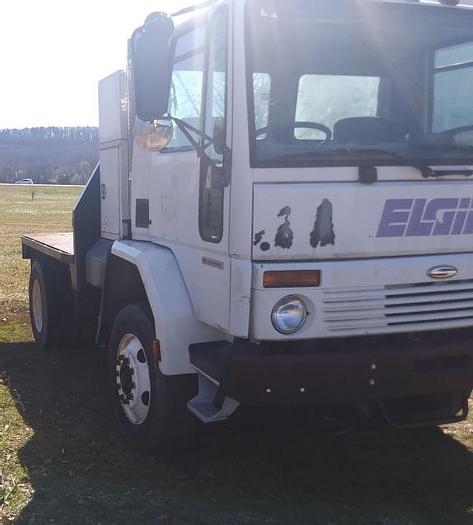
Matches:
[188,342,240,424]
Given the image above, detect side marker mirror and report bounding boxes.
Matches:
[134,118,174,152]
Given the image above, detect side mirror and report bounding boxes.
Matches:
[131,12,175,122]
[212,118,226,156]
[134,118,174,152]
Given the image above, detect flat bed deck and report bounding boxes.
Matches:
[21,233,75,264]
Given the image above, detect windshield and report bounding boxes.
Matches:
[246,0,473,168]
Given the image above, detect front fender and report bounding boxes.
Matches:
[112,241,224,376]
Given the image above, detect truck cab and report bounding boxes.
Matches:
[22,0,473,451]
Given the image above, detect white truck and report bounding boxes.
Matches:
[21,0,473,451]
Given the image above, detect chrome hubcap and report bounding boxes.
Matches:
[32,278,43,333]
[116,334,151,425]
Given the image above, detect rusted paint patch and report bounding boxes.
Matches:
[254,230,266,246]
[275,206,294,249]
[310,199,335,248]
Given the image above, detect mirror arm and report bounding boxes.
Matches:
[171,117,214,154]
[171,117,232,187]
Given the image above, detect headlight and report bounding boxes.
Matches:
[271,295,308,335]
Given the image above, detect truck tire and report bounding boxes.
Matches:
[29,259,68,351]
[108,304,198,453]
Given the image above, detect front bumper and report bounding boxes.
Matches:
[190,330,473,408]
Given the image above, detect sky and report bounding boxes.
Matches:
[2,0,473,129]
[0,0,189,129]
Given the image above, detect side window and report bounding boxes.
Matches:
[167,27,205,150]
[199,7,228,243]
[433,42,473,134]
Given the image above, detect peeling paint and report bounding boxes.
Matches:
[254,230,266,246]
[278,206,291,219]
[310,199,335,248]
[275,206,294,249]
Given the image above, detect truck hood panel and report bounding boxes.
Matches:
[253,181,473,260]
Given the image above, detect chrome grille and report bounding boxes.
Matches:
[323,280,473,333]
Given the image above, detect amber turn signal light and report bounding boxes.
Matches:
[263,270,321,289]
[152,339,161,362]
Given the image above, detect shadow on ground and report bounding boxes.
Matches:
[2,340,473,525]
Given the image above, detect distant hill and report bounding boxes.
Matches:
[0,127,98,185]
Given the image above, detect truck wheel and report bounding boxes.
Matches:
[29,260,65,351]
[108,304,198,453]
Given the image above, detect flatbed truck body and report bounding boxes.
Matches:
[22,233,74,263]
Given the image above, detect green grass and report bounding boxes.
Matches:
[0,184,81,320]
[0,184,81,522]
[3,184,473,524]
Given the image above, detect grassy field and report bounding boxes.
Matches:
[0,184,82,328]
[3,185,473,524]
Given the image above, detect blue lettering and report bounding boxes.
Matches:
[376,199,413,238]
[377,197,473,238]
[405,199,434,237]
[423,198,458,236]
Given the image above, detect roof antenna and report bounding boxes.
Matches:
[171,0,217,17]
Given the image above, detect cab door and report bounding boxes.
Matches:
[148,5,232,331]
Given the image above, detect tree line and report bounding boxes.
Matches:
[0,127,99,185]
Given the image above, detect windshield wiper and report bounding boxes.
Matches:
[329,149,411,183]
[409,143,473,153]
[345,148,473,179]
[406,144,473,178]
[266,147,473,181]
[267,148,411,183]
[269,147,407,163]
[414,165,473,179]
[328,147,407,161]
